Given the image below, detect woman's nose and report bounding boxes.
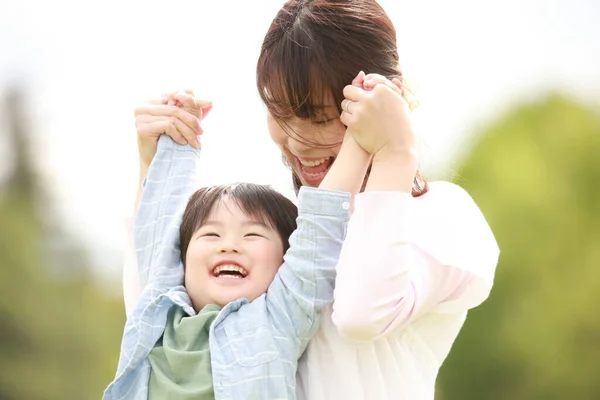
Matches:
[288,134,319,155]
[288,143,312,156]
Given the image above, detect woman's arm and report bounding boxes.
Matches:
[122,160,149,315]
[334,76,499,342]
[122,217,140,316]
[332,172,499,342]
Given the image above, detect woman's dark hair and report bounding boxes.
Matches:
[257,0,428,197]
[180,183,298,266]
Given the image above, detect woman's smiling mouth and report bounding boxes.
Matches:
[294,155,335,185]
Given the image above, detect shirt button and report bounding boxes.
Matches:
[342,201,350,210]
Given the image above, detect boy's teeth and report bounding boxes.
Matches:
[299,157,330,167]
[213,264,247,277]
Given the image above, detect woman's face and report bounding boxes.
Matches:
[267,105,346,188]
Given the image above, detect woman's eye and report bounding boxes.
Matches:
[203,233,220,237]
[314,118,336,125]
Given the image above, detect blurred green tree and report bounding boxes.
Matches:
[437,94,600,399]
[0,87,124,399]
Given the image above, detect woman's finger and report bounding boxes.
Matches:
[342,84,364,102]
[339,110,355,127]
[176,92,214,120]
[137,120,184,145]
[363,73,387,85]
[165,89,195,106]
[174,92,202,118]
[391,77,403,90]
[138,104,202,134]
[162,90,185,106]
[363,76,402,96]
[341,99,355,115]
[135,115,168,132]
[134,99,168,116]
[144,114,200,147]
[137,117,199,147]
[135,114,169,123]
[170,116,201,147]
[362,75,386,90]
[164,120,188,145]
[145,98,168,106]
[197,100,213,119]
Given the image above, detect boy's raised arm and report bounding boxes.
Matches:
[134,135,200,290]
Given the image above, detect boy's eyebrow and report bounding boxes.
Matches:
[201,220,270,228]
[201,220,222,226]
[242,220,271,229]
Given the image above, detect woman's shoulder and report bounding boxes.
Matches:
[415,180,499,279]
[419,180,474,205]
[417,181,489,222]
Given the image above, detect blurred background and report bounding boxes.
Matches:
[0,0,599,398]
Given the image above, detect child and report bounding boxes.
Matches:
[103,134,352,399]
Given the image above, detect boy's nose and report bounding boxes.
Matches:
[218,239,240,254]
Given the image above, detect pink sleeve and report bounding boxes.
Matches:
[122,217,141,316]
[331,182,499,342]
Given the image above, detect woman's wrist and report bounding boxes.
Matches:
[139,160,150,181]
[367,148,417,193]
[137,134,158,169]
[373,142,415,164]
[134,161,150,216]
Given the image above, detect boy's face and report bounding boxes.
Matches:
[184,196,285,311]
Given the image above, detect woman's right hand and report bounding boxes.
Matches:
[341,73,415,160]
[134,90,212,167]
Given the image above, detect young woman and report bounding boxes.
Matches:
[125,1,499,398]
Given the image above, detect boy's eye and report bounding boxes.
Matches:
[245,233,263,238]
[202,233,220,237]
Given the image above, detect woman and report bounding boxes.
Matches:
[125,1,499,399]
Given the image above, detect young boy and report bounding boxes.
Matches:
[103,134,351,399]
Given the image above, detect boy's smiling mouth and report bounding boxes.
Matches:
[212,263,248,279]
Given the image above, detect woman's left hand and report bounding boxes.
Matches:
[340,73,417,165]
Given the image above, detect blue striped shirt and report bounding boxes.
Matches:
[104,135,351,399]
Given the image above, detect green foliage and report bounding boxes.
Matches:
[0,88,124,399]
[437,94,600,399]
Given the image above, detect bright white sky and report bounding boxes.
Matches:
[1,0,599,277]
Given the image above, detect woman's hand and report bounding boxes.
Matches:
[134,89,212,167]
[340,73,417,168]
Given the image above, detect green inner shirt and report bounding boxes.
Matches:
[148,304,221,400]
